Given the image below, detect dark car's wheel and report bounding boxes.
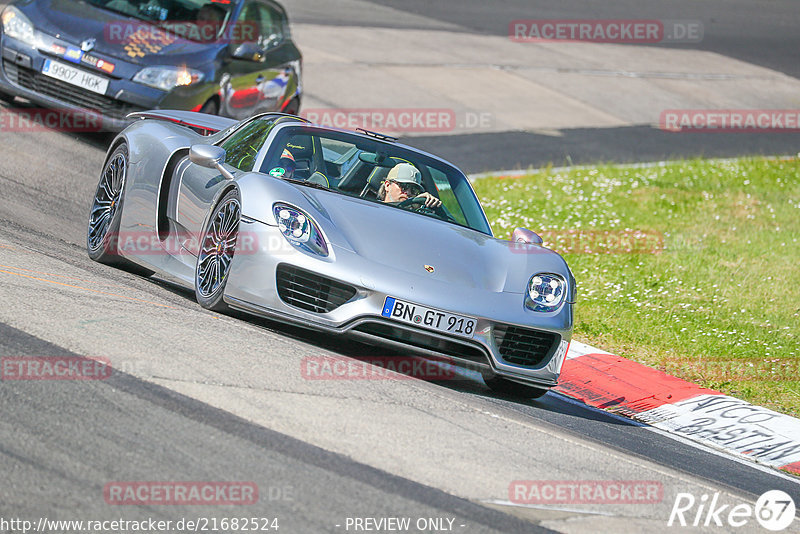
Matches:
[283,97,300,116]
[483,374,550,399]
[195,189,241,312]
[199,98,218,115]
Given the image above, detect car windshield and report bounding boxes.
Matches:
[256,124,493,235]
[85,0,235,43]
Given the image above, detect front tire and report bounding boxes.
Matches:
[195,189,241,312]
[483,374,550,399]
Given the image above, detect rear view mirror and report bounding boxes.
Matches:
[230,42,265,61]
[189,144,235,180]
[358,152,399,168]
[512,227,543,245]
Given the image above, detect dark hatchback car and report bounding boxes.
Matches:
[0,0,301,130]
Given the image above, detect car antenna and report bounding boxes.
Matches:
[356,128,398,142]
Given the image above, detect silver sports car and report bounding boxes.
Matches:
[86,110,575,398]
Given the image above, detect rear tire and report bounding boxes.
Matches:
[194,189,241,312]
[87,144,153,276]
[483,374,550,399]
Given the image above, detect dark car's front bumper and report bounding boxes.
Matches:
[0,33,170,131]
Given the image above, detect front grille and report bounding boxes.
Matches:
[276,264,356,313]
[2,60,143,120]
[494,325,559,368]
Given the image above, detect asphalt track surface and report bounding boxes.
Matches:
[2,2,800,533]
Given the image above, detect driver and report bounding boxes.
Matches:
[378,163,442,208]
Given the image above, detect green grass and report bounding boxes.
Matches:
[472,157,800,416]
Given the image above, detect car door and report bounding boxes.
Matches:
[172,118,275,260]
[221,0,296,120]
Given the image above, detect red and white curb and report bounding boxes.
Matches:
[558,341,800,476]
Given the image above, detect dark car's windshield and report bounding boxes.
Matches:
[253,124,492,235]
[85,0,235,42]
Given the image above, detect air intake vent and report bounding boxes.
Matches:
[494,325,559,368]
[276,264,356,313]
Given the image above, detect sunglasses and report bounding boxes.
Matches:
[389,180,422,195]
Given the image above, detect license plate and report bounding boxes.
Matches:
[381,296,477,339]
[42,58,109,95]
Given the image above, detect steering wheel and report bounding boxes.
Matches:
[397,197,427,209]
[397,197,457,223]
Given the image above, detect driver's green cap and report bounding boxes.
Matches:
[386,163,421,185]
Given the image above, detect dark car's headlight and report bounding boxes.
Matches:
[273,203,328,257]
[133,66,204,91]
[525,273,567,312]
[1,6,36,46]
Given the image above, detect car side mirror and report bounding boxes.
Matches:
[230,42,265,61]
[189,144,235,180]
[511,227,543,245]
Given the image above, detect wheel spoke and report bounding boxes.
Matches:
[90,200,112,215]
[221,205,238,235]
[99,176,114,199]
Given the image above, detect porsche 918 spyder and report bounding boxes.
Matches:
[86,110,575,398]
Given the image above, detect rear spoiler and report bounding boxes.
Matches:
[127,110,237,135]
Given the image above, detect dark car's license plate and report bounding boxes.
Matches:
[42,58,109,95]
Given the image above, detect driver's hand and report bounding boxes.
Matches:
[415,192,442,208]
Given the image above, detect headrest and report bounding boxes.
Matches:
[283,135,314,160]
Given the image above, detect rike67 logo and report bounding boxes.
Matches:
[668,490,796,531]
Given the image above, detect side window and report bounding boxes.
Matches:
[236,1,285,50]
[220,119,275,171]
[429,167,468,226]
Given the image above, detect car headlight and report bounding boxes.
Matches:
[525,273,567,312]
[273,203,328,257]
[133,66,204,91]
[2,6,36,46]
